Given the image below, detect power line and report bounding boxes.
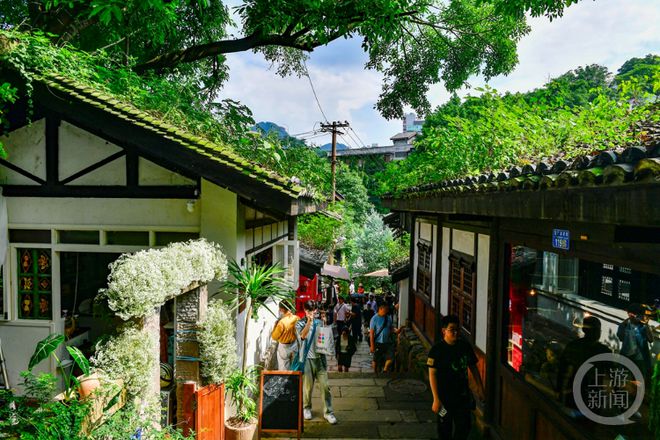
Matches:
[303,59,329,123]
[348,126,367,148]
[339,134,358,150]
[343,131,361,150]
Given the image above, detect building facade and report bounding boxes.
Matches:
[0,74,315,389]
[384,145,660,440]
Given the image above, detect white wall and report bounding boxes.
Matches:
[398,278,409,326]
[200,179,239,261]
[138,158,195,186]
[59,121,125,185]
[475,234,490,353]
[452,229,475,256]
[440,227,450,316]
[431,225,438,306]
[7,197,199,227]
[0,320,60,392]
[0,119,46,185]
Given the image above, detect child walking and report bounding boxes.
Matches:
[336,327,357,372]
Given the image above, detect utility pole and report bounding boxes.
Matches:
[320,121,349,202]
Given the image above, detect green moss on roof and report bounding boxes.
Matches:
[38,74,305,198]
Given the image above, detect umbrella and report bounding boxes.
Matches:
[321,262,351,281]
[362,268,389,277]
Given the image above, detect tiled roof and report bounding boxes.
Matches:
[390,131,418,141]
[38,74,311,200]
[390,124,660,200]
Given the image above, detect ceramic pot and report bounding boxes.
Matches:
[78,372,101,398]
[224,419,257,440]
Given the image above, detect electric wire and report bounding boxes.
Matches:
[344,130,362,150]
[348,126,367,148]
[303,59,329,123]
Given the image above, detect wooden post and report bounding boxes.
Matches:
[181,381,197,436]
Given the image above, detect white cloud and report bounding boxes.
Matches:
[220,0,660,147]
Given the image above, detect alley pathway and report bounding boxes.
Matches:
[264,337,447,439]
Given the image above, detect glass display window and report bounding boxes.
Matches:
[504,244,659,439]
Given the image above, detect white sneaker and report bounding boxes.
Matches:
[303,408,312,420]
[324,413,338,425]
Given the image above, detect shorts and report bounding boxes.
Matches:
[374,342,394,365]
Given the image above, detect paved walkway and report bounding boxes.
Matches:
[264,335,442,439]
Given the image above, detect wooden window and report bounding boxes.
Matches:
[600,264,632,302]
[18,249,52,320]
[449,255,475,340]
[416,240,432,298]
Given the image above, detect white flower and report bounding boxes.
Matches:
[100,239,228,320]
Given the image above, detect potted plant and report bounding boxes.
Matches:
[224,367,259,440]
[222,260,291,438]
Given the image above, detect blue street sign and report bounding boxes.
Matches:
[552,229,570,250]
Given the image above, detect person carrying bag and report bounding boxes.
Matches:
[295,300,337,424]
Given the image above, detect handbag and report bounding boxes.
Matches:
[315,324,335,356]
[291,320,316,372]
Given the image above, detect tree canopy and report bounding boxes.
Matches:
[374,58,660,195]
[1,0,583,118]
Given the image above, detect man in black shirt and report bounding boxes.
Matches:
[427,315,485,440]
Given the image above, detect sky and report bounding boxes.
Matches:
[219,0,660,149]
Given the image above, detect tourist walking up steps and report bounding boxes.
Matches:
[370,303,398,373]
[271,301,299,370]
[333,295,351,336]
[349,296,363,342]
[428,315,485,440]
[335,327,357,372]
[296,300,338,425]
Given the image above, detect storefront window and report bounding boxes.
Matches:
[505,245,659,438]
[18,249,52,320]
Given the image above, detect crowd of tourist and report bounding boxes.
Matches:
[269,279,401,425]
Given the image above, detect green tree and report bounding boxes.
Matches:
[1,0,584,118]
[615,54,660,95]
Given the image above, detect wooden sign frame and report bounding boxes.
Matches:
[258,370,303,439]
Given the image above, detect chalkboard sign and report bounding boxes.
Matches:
[258,371,302,439]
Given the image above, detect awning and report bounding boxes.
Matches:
[362,268,389,277]
[321,263,351,281]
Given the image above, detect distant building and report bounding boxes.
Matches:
[403,112,424,132]
[333,113,425,162]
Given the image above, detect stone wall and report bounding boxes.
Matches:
[395,327,431,379]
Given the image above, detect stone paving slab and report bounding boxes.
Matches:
[328,378,376,386]
[331,397,379,411]
[302,421,380,438]
[333,409,402,422]
[376,398,431,410]
[338,385,385,398]
[415,409,436,423]
[377,422,438,439]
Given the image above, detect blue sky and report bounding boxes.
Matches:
[219,0,660,148]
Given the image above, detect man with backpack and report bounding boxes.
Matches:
[369,302,399,373]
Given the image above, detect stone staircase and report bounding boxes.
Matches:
[263,337,440,439]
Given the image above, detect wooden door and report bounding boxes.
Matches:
[195,383,225,440]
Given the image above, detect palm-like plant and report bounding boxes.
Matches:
[223,260,292,373]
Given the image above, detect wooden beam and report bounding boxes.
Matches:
[35,83,295,214]
[0,158,46,184]
[126,150,138,187]
[45,117,59,185]
[384,184,660,227]
[1,185,197,199]
[59,150,126,184]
